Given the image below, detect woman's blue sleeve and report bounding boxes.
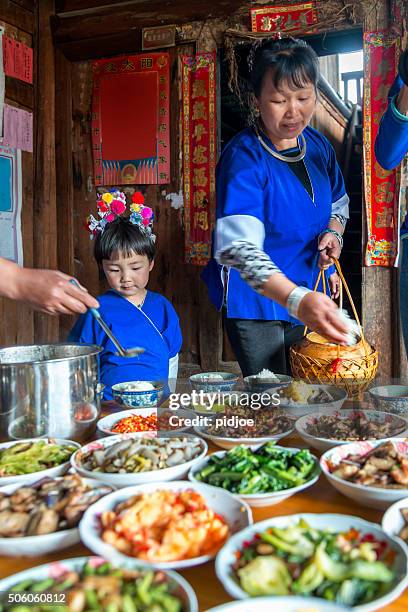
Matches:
[375,76,408,170]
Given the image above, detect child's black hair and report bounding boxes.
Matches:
[94,217,155,277]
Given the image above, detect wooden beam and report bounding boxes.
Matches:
[52,1,246,46]
[55,48,75,340]
[55,31,142,61]
[0,0,35,32]
[33,0,59,342]
[5,77,33,109]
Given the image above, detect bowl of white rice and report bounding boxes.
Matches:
[243,370,292,392]
[189,372,239,393]
[111,381,164,407]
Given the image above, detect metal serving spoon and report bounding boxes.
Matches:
[70,280,145,357]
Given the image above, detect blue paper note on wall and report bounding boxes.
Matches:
[0,154,12,212]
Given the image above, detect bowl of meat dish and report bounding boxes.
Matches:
[275,381,347,417]
[296,409,408,453]
[382,497,408,543]
[368,385,408,415]
[0,474,113,556]
[79,481,252,570]
[71,433,207,488]
[321,439,408,510]
[194,402,295,450]
[215,513,408,611]
[0,556,199,611]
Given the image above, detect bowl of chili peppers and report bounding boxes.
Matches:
[97,408,194,436]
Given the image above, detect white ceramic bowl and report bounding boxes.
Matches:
[382,497,408,542]
[296,409,408,453]
[0,477,114,556]
[215,513,408,612]
[0,556,198,611]
[243,373,293,393]
[207,597,351,612]
[369,385,408,415]
[321,439,408,510]
[97,407,194,436]
[275,384,347,417]
[189,446,320,508]
[0,438,80,486]
[79,481,252,570]
[71,433,208,488]
[111,381,164,407]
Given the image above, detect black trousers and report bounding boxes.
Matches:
[224,315,304,378]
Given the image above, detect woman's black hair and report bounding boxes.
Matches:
[94,217,155,276]
[250,37,319,97]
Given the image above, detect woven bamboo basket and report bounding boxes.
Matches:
[289,259,378,399]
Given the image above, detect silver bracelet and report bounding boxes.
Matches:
[286,286,312,319]
[318,228,343,250]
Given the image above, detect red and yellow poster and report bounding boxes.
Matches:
[363,31,400,267]
[92,53,170,186]
[250,2,317,33]
[181,52,216,265]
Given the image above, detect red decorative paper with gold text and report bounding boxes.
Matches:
[363,31,400,267]
[92,53,170,186]
[181,52,216,265]
[250,2,317,33]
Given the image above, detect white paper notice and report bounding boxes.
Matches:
[0,145,23,264]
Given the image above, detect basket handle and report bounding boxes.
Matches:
[303,258,369,355]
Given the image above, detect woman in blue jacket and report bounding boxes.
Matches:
[202,38,351,377]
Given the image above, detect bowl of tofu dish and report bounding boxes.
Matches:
[321,439,408,510]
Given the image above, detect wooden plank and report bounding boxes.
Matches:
[0,0,35,33]
[52,1,245,45]
[5,77,33,109]
[55,31,142,61]
[33,0,59,342]
[55,48,75,340]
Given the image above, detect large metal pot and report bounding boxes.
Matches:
[0,344,102,442]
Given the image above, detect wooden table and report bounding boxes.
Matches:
[0,433,407,611]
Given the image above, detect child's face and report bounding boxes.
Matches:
[102,251,154,298]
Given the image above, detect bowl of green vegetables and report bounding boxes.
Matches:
[189,442,320,507]
[215,513,408,611]
[0,556,198,611]
[0,438,80,485]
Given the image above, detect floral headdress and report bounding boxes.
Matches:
[86,189,155,241]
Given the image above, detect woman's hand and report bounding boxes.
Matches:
[329,272,340,300]
[318,232,342,269]
[11,267,99,315]
[297,291,349,344]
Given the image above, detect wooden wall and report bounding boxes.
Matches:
[0,0,35,346]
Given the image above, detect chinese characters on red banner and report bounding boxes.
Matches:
[250,2,317,33]
[363,31,400,266]
[181,52,216,265]
[2,35,32,83]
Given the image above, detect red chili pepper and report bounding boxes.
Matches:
[331,357,343,373]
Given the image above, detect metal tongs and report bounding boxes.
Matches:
[70,280,145,357]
